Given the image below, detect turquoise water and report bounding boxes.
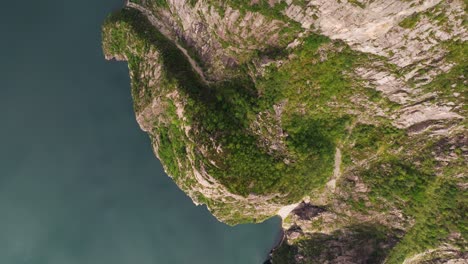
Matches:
[0,0,281,263]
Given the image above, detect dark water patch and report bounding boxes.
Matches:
[0,0,281,263]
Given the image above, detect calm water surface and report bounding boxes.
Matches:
[0,0,281,263]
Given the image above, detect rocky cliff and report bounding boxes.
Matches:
[102,0,467,263]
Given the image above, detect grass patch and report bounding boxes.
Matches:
[399,12,421,29]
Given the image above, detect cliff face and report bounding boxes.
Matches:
[102,0,467,263]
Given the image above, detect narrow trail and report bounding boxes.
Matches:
[333,148,342,179]
[126,2,211,85]
[326,148,342,193]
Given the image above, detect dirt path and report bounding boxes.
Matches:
[127,2,211,85]
[326,148,342,192]
[333,148,342,179]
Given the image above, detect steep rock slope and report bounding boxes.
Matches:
[102,0,467,263]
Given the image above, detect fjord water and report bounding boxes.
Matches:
[0,0,281,263]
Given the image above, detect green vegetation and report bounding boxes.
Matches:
[362,158,434,207]
[400,2,453,29]
[352,134,467,263]
[399,12,421,29]
[102,3,466,259]
[421,40,467,107]
[271,224,396,263]
[348,0,366,9]
[215,0,290,21]
[130,0,168,8]
[102,7,396,203]
[386,176,467,263]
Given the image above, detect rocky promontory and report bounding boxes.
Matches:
[102,1,467,262]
